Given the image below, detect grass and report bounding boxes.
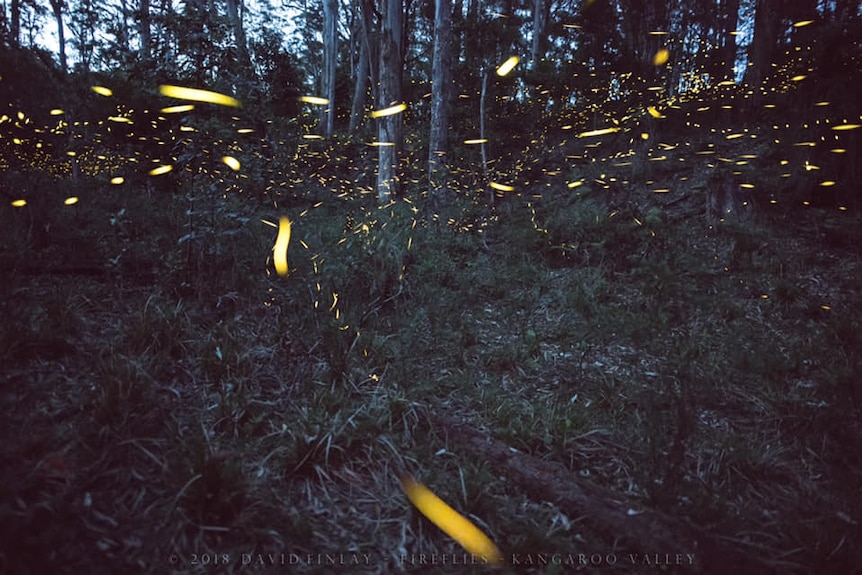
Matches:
[1,165,861,574]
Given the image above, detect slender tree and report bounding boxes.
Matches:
[376,0,403,203]
[428,0,453,192]
[348,11,370,133]
[531,0,549,65]
[138,0,151,60]
[226,0,253,73]
[10,0,21,46]
[48,0,67,73]
[745,0,781,88]
[321,0,337,137]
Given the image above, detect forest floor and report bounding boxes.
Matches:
[1,163,861,574]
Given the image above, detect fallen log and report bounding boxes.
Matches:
[424,412,781,574]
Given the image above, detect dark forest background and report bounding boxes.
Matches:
[0,1,860,573]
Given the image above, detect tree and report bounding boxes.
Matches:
[531,0,550,65]
[68,0,101,72]
[744,0,781,89]
[321,0,337,138]
[348,2,371,133]
[428,0,453,194]
[48,0,67,73]
[226,0,253,74]
[375,0,403,203]
[138,0,151,60]
[9,0,21,46]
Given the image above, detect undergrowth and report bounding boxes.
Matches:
[1,171,861,574]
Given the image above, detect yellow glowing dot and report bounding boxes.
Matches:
[496,56,520,76]
[832,124,860,131]
[821,305,831,311]
[647,106,663,119]
[791,75,806,82]
[653,49,669,66]
[820,181,836,187]
[401,476,503,565]
[159,85,241,107]
[111,177,125,184]
[567,180,584,188]
[64,197,79,206]
[91,85,113,96]
[11,199,27,207]
[793,20,814,27]
[490,182,515,192]
[273,216,291,277]
[463,139,488,145]
[303,134,324,140]
[370,103,407,118]
[222,156,241,171]
[149,165,173,176]
[641,132,650,140]
[50,109,64,116]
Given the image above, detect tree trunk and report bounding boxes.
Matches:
[428,0,453,192]
[49,0,67,74]
[745,0,781,88]
[376,0,403,203]
[138,0,151,59]
[348,29,369,133]
[531,0,549,64]
[321,0,338,138]
[10,0,21,46]
[705,0,740,83]
[226,0,253,73]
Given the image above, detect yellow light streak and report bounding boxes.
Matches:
[273,216,291,277]
[401,475,503,565]
[496,56,519,77]
[222,156,241,171]
[149,165,173,176]
[370,103,407,118]
[300,96,329,105]
[159,85,241,107]
[578,127,619,137]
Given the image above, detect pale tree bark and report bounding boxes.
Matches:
[376,0,403,203]
[348,29,369,133]
[428,0,453,193]
[226,0,253,72]
[321,0,338,138]
[531,0,549,65]
[351,0,378,133]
